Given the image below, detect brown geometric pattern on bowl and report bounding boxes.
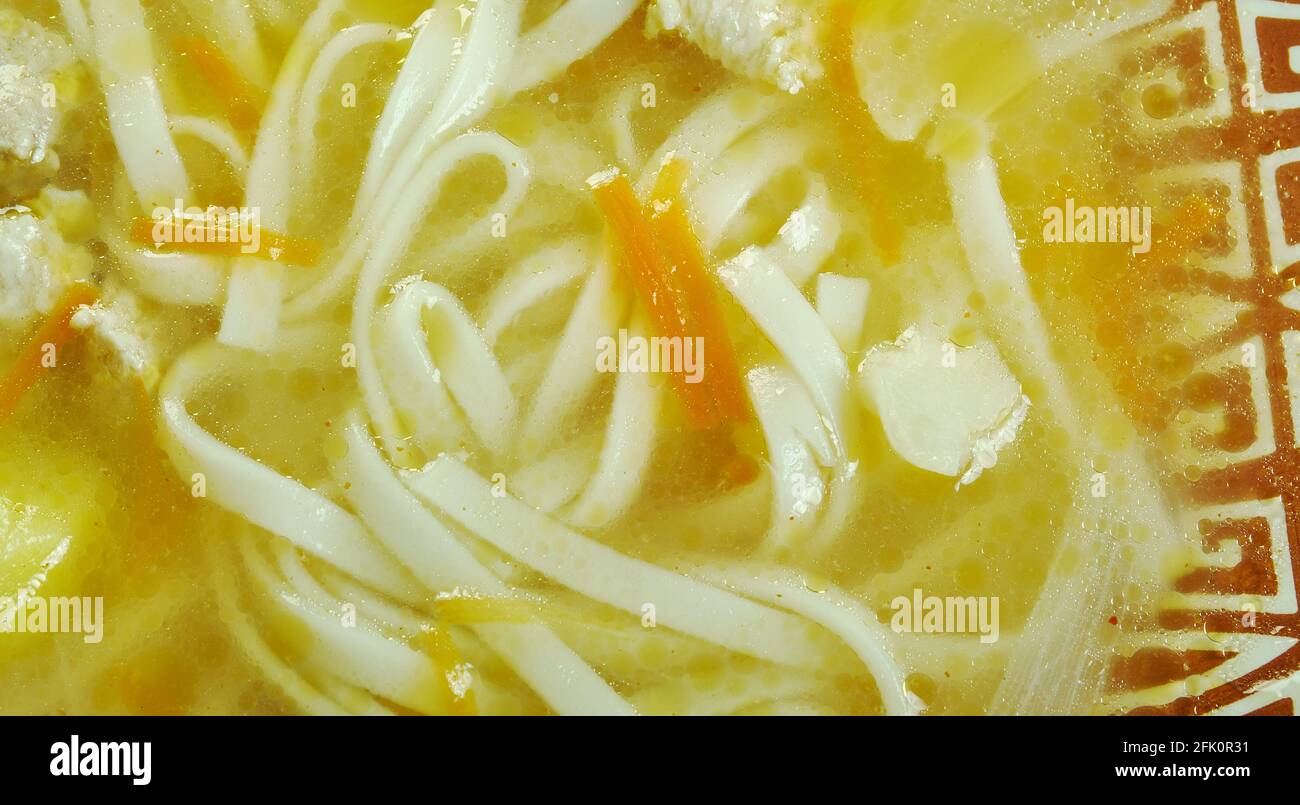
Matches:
[1103,0,1300,715]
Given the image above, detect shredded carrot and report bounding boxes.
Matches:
[593,163,750,429]
[649,156,690,205]
[593,174,701,420]
[174,37,266,133]
[825,1,903,265]
[0,283,100,423]
[420,625,478,716]
[648,160,750,425]
[129,215,322,266]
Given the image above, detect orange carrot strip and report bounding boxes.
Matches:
[649,160,750,425]
[593,166,749,429]
[592,176,710,412]
[174,37,266,133]
[646,163,722,427]
[0,283,100,423]
[591,175,685,331]
[825,1,903,265]
[649,156,690,206]
[129,216,323,266]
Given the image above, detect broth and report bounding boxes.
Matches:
[0,0,1276,715]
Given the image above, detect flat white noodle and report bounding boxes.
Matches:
[207,537,358,715]
[374,291,466,458]
[286,0,643,322]
[56,0,93,58]
[366,0,524,235]
[480,239,592,346]
[945,137,1182,716]
[606,81,645,172]
[520,257,629,455]
[295,23,407,171]
[157,339,420,601]
[86,0,231,305]
[269,538,426,637]
[695,565,919,716]
[378,280,517,458]
[717,245,850,454]
[747,364,831,550]
[650,476,773,546]
[510,432,602,513]
[170,115,251,177]
[284,1,514,320]
[352,132,530,461]
[103,225,227,306]
[330,412,635,715]
[768,179,841,288]
[688,128,808,250]
[238,537,449,714]
[87,0,190,209]
[565,313,661,528]
[403,456,835,670]
[218,0,348,350]
[634,85,779,196]
[356,3,461,211]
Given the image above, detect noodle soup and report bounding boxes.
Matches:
[0,0,1295,715]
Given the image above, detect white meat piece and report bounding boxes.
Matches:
[29,185,97,242]
[0,10,79,166]
[857,325,1030,487]
[0,207,90,327]
[70,283,161,391]
[645,0,823,94]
